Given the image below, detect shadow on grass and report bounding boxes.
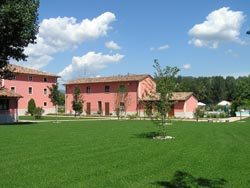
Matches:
[135,131,160,139]
[0,122,37,126]
[155,171,227,188]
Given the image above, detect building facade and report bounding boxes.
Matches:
[64,74,156,116]
[1,64,59,115]
[64,74,198,118]
[169,92,198,118]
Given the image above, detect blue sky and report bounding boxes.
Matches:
[16,0,250,82]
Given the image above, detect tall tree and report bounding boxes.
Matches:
[153,59,180,124]
[0,0,39,79]
[72,87,84,117]
[114,84,130,119]
[48,84,60,114]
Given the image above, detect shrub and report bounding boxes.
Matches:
[58,106,65,113]
[127,113,138,119]
[33,107,45,119]
[28,98,36,116]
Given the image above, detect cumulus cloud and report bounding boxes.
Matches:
[59,51,124,81]
[21,12,116,69]
[183,64,191,69]
[105,41,121,50]
[188,7,245,48]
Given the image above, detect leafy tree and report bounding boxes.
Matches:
[58,92,65,106]
[27,98,36,116]
[210,76,226,104]
[48,84,60,121]
[72,87,84,117]
[193,106,204,121]
[0,0,39,79]
[48,84,60,107]
[114,84,131,119]
[153,59,180,125]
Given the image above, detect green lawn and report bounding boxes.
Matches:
[0,119,250,188]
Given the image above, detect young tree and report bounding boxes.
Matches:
[48,84,60,121]
[0,0,39,79]
[114,84,131,119]
[153,59,180,125]
[28,98,36,116]
[72,87,84,117]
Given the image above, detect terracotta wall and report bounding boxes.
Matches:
[4,75,57,114]
[66,81,139,114]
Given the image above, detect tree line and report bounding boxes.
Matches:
[174,75,250,113]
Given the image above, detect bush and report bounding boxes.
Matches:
[33,107,45,119]
[127,113,138,119]
[58,106,65,113]
[28,98,36,116]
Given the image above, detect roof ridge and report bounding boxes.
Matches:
[65,74,152,85]
[9,64,60,77]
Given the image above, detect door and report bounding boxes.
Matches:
[105,102,110,116]
[86,102,91,115]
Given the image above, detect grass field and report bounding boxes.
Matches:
[0,119,250,188]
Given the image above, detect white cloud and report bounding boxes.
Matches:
[183,64,191,69]
[188,7,245,48]
[158,45,170,51]
[21,12,116,69]
[59,51,124,81]
[150,44,170,51]
[105,41,121,50]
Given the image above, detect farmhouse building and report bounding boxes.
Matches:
[64,74,198,118]
[64,74,156,116]
[1,64,59,115]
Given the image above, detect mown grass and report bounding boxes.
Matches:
[18,115,105,121]
[0,119,250,188]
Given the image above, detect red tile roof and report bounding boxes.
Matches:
[141,92,194,101]
[8,64,59,77]
[64,74,152,85]
[0,87,22,98]
[170,92,194,101]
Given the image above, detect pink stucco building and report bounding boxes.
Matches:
[169,92,198,118]
[64,74,198,118]
[1,64,59,115]
[64,74,156,116]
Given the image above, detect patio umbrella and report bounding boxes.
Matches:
[198,102,206,106]
[217,100,231,106]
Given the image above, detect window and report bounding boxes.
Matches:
[28,87,33,94]
[86,86,91,93]
[28,76,33,81]
[0,99,9,110]
[44,78,48,82]
[10,87,15,92]
[104,85,110,93]
[44,102,47,107]
[44,88,47,95]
